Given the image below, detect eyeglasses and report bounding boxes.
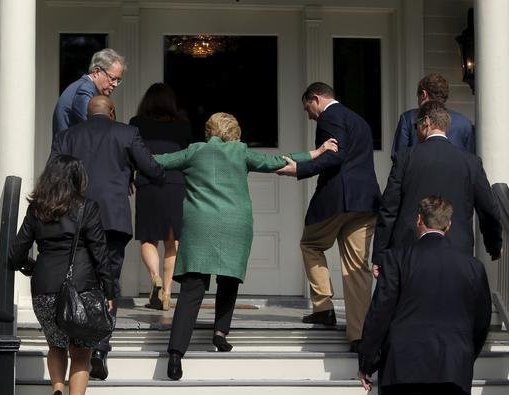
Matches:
[98,66,122,86]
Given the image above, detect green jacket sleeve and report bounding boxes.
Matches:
[153,149,189,171]
[246,149,311,173]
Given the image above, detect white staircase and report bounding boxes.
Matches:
[13,299,509,395]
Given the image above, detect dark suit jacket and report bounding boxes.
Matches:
[9,200,115,299]
[296,102,380,225]
[51,115,165,236]
[359,233,492,394]
[52,75,98,137]
[391,108,475,161]
[373,136,502,263]
[129,116,192,186]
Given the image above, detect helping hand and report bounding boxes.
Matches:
[320,138,339,154]
[276,156,297,177]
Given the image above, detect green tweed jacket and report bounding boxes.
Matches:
[154,136,310,282]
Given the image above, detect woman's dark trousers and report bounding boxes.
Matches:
[168,273,239,355]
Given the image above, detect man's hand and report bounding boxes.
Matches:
[276,156,297,177]
[310,138,339,159]
[371,264,380,279]
[358,371,373,392]
[107,300,115,313]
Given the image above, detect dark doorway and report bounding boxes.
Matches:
[164,35,278,147]
[333,38,382,150]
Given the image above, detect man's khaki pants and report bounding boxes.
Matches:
[300,212,376,341]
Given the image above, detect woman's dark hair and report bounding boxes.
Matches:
[28,155,88,222]
[137,82,182,121]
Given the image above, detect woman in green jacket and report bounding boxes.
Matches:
[154,112,337,380]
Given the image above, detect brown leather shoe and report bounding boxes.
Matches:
[302,309,337,326]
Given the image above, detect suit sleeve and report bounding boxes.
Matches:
[372,150,407,264]
[71,87,93,124]
[466,124,476,154]
[296,117,347,180]
[153,147,189,170]
[246,149,311,173]
[472,259,492,359]
[358,249,402,374]
[129,128,166,183]
[8,208,36,272]
[391,113,411,162]
[473,157,502,258]
[82,201,115,300]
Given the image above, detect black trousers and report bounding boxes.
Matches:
[381,383,467,395]
[95,230,130,353]
[168,273,239,355]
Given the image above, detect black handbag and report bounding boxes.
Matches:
[56,204,113,342]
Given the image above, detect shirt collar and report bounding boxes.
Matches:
[323,100,339,112]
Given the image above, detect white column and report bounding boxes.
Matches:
[120,1,140,122]
[119,1,141,296]
[0,0,36,308]
[475,0,509,185]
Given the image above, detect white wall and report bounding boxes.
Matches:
[424,0,474,121]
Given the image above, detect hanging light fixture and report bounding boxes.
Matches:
[456,8,475,94]
[168,35,228,58]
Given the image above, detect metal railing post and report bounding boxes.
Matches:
[0,176,22,395]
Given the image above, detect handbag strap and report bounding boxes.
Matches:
[65,203,85,281]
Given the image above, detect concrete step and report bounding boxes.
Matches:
[14,379,509,395]
[16,349,509,381]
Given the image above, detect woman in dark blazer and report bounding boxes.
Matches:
[130,83,192,310]
[9,155,114,395]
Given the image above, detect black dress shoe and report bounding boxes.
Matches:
[212,334,233,352]
[302,309,337,326]
[90,350,108,380]
[167,351,183,380]
[350,339,361,353]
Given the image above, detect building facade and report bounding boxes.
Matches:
[1,0,506,310]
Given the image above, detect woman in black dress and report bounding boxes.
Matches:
[130,83,192,310]
[9,155,114,395]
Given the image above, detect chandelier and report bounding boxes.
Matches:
[168,35,228,58]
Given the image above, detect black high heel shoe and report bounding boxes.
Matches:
[167,351,183,380]
[213,334,233,352]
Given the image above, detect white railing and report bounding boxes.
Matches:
[492,183,509,330]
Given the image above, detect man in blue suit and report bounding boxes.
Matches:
[391,73,475,161]
[52,48,126,137]
[278,82,381,351]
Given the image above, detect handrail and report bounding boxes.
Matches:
[492,183,509,331]
[0,176,22,395]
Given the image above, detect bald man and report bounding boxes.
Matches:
[50,95,165,380]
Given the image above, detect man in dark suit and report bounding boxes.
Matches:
[391,73,475,161]
[358,196,492,395]
[278,82,380,350]
[373,100,501,276]
[51,95,165,380]
[52,48,126,137]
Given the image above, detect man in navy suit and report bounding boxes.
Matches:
[391,73,475,161]
[358,196,492,395]
[52,48,126,137]
[373,101,501,277]
[51,95,165,380]
[278,82,380,351]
